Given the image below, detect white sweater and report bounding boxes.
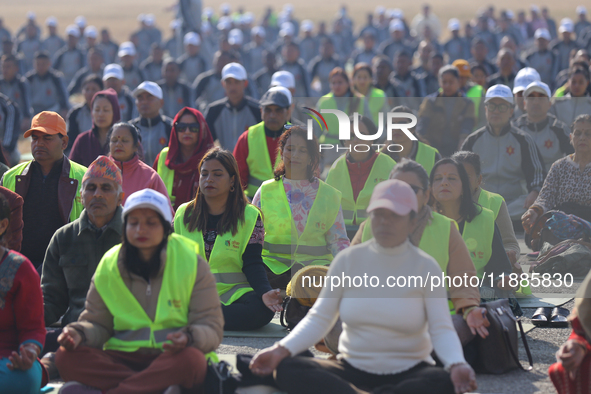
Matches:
[279,239,466,375]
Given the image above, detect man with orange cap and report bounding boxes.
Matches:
[1,111,87,271]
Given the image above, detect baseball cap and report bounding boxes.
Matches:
[485,84,515,104]
[217,16,232,31]
[367,179,418,216]
[524,81,551,98]
[203,7,214,18]
[559,18,574,33]
[45,17,57,27]
[133,81,163,100]
[84,26,97,39]
[577,6,587,15]
[66,24,80,38]
[375,6,385,15]
[505,10,515,19]
[301,20,314,32]
[123,189,172,224]
[251,26,266,37]
[82,156,123,187]
[271,71,295,89]
[513,67,541,93]
[452,59,471,77]
[392,9,404,19]
[103,64,124,81]
[534,28,551,41]
[530,5,540,13]
[75,15,87,28]
[144,14,155,27]
[24,111,67,138]
[241,13,254,25]
[27,11,36,21]
[221,62,247,81]
[448,18,461,31]
[260,87,291,108]
[183,32,201,46]
[118,41,136,57]
[228,29,244,45]
[389,19,405,33]
[170,19,181,30]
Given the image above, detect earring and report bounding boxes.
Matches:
[230,186,235,192]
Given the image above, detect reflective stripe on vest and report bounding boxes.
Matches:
[477,189,504,219]
[461,207,495,278]
[325,153,396,226]
[317,93,365,145]
[173,203,258,305]
[2,159,86,222]
[94,234,198,352]
[245,122,279,198]
[260,178,342,275]
[156,147,175,205]
[415,142,439,176]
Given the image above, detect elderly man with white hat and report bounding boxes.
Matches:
[461,84,546,221]
[550,18,579,72]
[378,18,413,62]
[41,17,65,56]
[233,87,292,198]
[118,41,145,90]
[130,81,173,166]
[204,62,261,151]
[512,81,573,170]
[525,28,559,89]
[177,32,207,85]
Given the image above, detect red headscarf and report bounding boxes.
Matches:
[165,107,214,174]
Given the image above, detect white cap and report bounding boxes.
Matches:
[133,81,163,100]
[27,11,36,20]
[559,18,574,33]
[505,9,515,19]
[281,22,295,35]
[118,41,136,57]
[45,17,58,27]
[203,7,214,18]
[144,14,155,27]
[530,4,540,13]
[513,67,541,93]
[75,15,87,28]
[183,32,201,46]
[392,8,404,19]
[577,6,587,15]
[201,21,212,34]
[221,62,247,81]
[389,19,405,32]
[386,9,396,19]
[448,18,461,31]
[169,19,181,30]
[84,26,97,39]
[103,63,124,81]
[270,71,295,89]
[220,3,231,14]
[524,81,551,98]
[241,12,254,25]
[66,24,80,38]
[534,28,551,41]
[217,16,232,30]
[284,4,294,14]
[485,84,515,104]
[228,29,243,45]
[301,20,314,32]
[123,189,172,224]
[137,13,146,23]
[251,26,266,37]
[375,6,385,15]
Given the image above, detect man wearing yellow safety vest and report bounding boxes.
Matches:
[234,87,292,199]
[326,114,396,238]
[54,189,223,393]
[453,59,485,130]
[1,111,86,272]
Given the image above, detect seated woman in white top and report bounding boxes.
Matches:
[250,180,477,394]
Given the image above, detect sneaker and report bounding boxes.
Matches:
[527,251,539,258]
[58,381,102,394]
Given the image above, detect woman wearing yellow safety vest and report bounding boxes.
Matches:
[430,158,520,314]
[54,189,223,393]
[352,159,486,345]
[154,107,214,210]
[452,151,520,267]
[252,126,350,289]
[380,105,441,176]
[325,115,396,238]
[174,148,283,331]
[351,63,388,129]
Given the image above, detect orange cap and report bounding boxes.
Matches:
[24,111,67,138]
[452,59,472,78]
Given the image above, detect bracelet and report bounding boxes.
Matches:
[446,362,468,373]
[462,306,478,321]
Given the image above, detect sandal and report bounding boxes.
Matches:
[531,307,553,326]
[550,307,570,327]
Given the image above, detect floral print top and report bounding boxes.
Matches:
[252,177,350,256]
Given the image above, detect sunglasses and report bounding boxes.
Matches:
[409,184,425,194]
[175,122,200,133]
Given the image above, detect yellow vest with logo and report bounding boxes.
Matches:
[415,142,439,176]
[174,203,258,305]
[317,93,365,145]
[245,121,280,198]
[325,153,396,225]
[461,207,495,278]
[260,178,342,274]
[156,148,175,205]
[2,159,86,222]
[477,188,504,219]
[94,233,216,362]
[366,87,386,128]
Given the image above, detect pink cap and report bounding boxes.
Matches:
[367,180,418,216]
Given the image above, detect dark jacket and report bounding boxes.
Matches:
[0,186,23,252]
[41,206,124,326]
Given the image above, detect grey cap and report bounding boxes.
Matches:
[260,88,291,108]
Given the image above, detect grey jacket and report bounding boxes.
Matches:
[131,114,173,166]
[25,69,69,114]
[204,96,262,151]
